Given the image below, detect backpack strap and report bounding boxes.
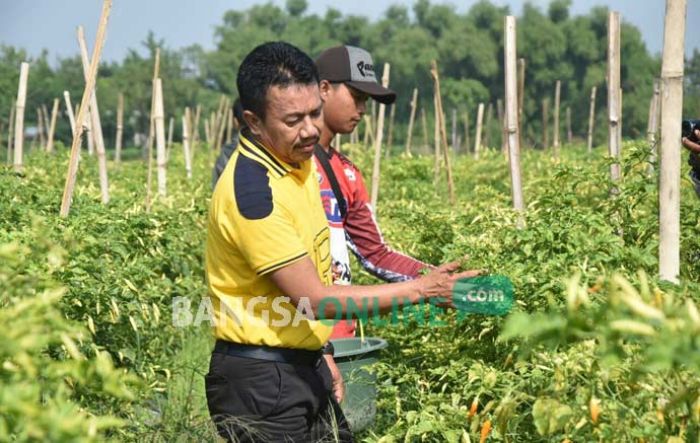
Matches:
[314,144,347,219]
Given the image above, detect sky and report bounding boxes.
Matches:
[1,0,699,65]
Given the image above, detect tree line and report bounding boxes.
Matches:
[1,0,699,152]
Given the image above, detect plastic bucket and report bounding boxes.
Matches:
[330,337,388,432]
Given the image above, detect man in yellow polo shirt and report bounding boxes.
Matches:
[205,41,477,442]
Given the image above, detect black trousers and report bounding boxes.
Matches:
[205,351,354,442]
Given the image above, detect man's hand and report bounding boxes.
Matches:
[323,354,344,404]
[417,260,482,305]
[682,129,700,154]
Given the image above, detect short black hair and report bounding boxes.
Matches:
[232,98,245,127]
[237,41,319,120]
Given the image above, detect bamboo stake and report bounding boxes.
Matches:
[566,106,572,144]
[618,87,623,151]
[63,91,76,136]
[60,0,111,217]
[208,112,216,146]
[41,106,49,149]
[182,108,192,179]
[29,128,36,153]
[36,108,45,150]
[505,16,525,222]
[517,58,525,148]
[451,108,458,153]
[209,113,215,145]
[334,133,341,152]
[115,92,123,163]
[46,98,59,153]
[215,103,229,153]
[497,98,506,154]
[210,100,221,149]
[420,108,428,154]
[191,104,201,156]
[362,115,372,147]
[204,120,211,147]
[386,104,396,158]
[587,86,597,152]
[607,11,622,185]
[13,62,29,171]
[542,98,549,149]
[41,104,50,144]
[463,110,471,154]
[553,80,561,157]
[371,101,377,135]
[214,96,226,148]
[7,105,15,164]
[226,108,233,144]
[474,102,485,159]
[484,102,493,149]
[154,78,167,196]
[145,48,160,211]
[370,63,390,210]
[430,60,455,204]
[83,106,94,155]
[167,116,174,152]
[433,94,440,183]
[77,25,109,203]
[405,87,418,155]
[659,0,686,283]
[648,79,661,170]
[83,105,95,155]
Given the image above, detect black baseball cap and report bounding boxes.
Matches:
[315,45,396,105]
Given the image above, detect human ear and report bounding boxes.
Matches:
[319,80,332,101]
[243,110,262,136]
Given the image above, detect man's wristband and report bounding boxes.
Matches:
[321,341,335,356]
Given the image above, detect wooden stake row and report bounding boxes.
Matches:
[504,16,525,224]
[77,25,109,203]
[46,98,59,153]
[369,63,390,210]
[145,48,161,211]
[60,0,112,217]
[659,0,686,283]
[587,86,597,152]
[404,87,418,155]
[13,62,29,171]
[474,102,484,159]
[6,105,15,165]
[431,60,455,204]
[553,80,561,158]
[115,92,123,162]
[607,11,622,185]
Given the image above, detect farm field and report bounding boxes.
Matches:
[3,139,700,442]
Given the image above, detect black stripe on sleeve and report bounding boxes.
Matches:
[257,252,308,275]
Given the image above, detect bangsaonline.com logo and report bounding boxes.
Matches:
[172,276,514,328]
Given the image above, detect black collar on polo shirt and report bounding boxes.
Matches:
[238,129,312,181]
[238,129,293,179]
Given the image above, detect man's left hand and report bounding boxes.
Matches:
[323,353,345,404]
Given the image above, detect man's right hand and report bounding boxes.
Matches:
[416,260,482,307]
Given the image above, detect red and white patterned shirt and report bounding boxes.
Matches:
[313,146,428,338]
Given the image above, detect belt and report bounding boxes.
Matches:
[213,340,322,366]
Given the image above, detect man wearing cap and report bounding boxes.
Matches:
[313,46,430,337]
[205,41,478,442]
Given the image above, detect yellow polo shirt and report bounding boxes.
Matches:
[205,130,333,350]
